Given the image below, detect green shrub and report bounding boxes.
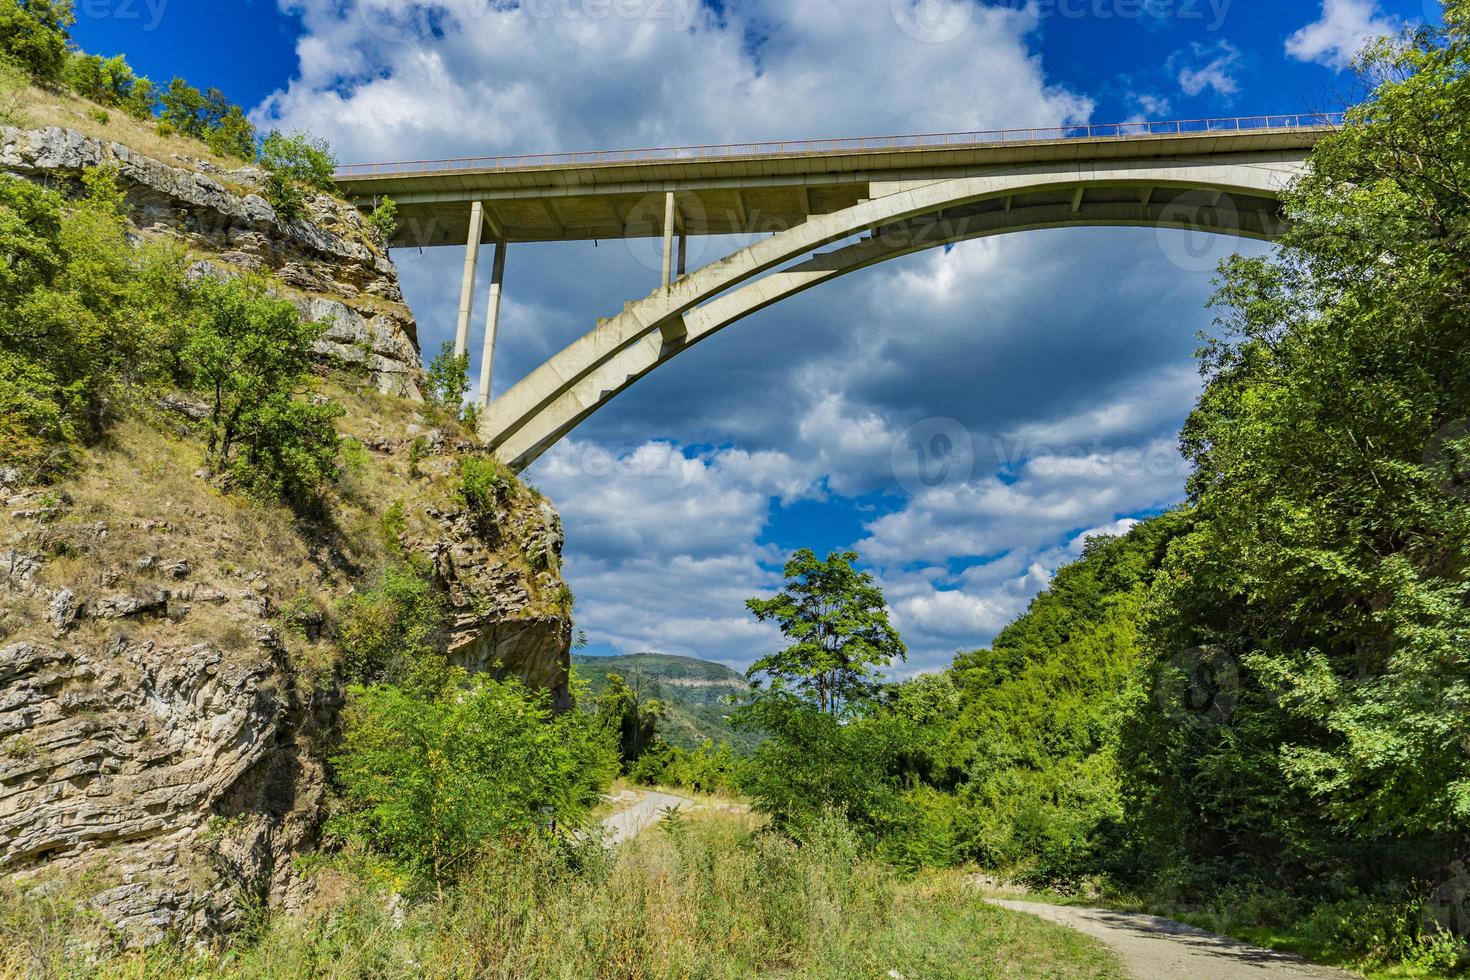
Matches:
[407,435,428,479]
[260,129,338,191]
[454,455,513,519]
[424,341,471,425]
[367,197,398,242]
[331,673,617,892]
[336,563,444,688]
[0,169,191,481]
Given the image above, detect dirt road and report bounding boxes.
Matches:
[988,900,1361,980]
[597,790,692,847]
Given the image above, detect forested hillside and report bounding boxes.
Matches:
[573,653,758,751]
[718,12,1470,975]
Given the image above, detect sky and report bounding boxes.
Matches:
[74,0,1438,673]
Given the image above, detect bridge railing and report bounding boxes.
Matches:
[334,112,1345,180]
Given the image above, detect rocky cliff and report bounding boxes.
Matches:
[0,124,422,399]
[0,127,575,946]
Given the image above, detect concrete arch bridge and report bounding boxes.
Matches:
[335,114,1338,471]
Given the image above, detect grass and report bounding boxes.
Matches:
[2,77,258,186]
[4,810,1124,979]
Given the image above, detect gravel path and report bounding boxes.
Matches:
[597,790,692,847]
[988,900,1362,980]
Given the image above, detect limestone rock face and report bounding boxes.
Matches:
[0,428,576,947]
[420,491,573,709]
[0,125,422,399]
[0,639,317,941]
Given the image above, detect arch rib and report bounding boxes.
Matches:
[482,155,1306,469]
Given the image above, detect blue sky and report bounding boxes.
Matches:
[77,0,1437,672]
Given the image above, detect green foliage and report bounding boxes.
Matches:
[937,517,1185,885]
[0,0,73,81]
[735,691,912,845]
[367,197,398,241]
[746,549,906,717]
[573,652,760,752]
[337,562,447,691]
[595,671,663,772]
[630,739,745,794]
[330,672,617,891]
[158,77,206,136]
[424,341,472,426]
[156,79,256,159]
[1118,10,1470,906]
[205,104,257,161]
[260,129,337,193]
[379,498,409,557]
[0,58,26,126]
[454,455,513,520]
[407,435,428,479]
[181,274,342,505]
[0,170,190,480]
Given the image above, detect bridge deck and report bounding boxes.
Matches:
[335,113,1340,248]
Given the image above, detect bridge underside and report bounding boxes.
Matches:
[489,185,1284,469]
[337,128,1322,470]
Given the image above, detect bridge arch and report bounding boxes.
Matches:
[478,155,1304,469]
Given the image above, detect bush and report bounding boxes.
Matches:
[180,274,342,506]
[455,455,513,519]
[337,563,445,689]
[260,129,338,191]
[0,169,191,480]
[367,197,398,242]
[424,341,471,425]
[331,673,617,892]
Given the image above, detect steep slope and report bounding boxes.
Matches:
[573,653,758,752]
[0,120,421,398]
[0,123,576,944]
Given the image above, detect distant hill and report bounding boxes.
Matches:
[572,653,760,752]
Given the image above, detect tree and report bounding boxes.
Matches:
[596,671,663,772]
[259,129,338,191]
[331,673,617,893]
[206,104,257,161]
[0,0,74,81]
[746,549,905,717]
[1121,6,1470,906]
[0,169,189,478]
[158,77,206,136]
[180,274,342,505]
[424,341,470,423]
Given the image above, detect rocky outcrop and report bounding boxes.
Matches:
[0,422,575,947]
[425,494,573,708]
[0,639,317,939]
[0,125,422,399]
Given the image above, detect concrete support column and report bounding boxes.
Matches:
[477,240,507,409]
[661,190,676,289]
[455,200,485,358]
[677,228,688,278]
